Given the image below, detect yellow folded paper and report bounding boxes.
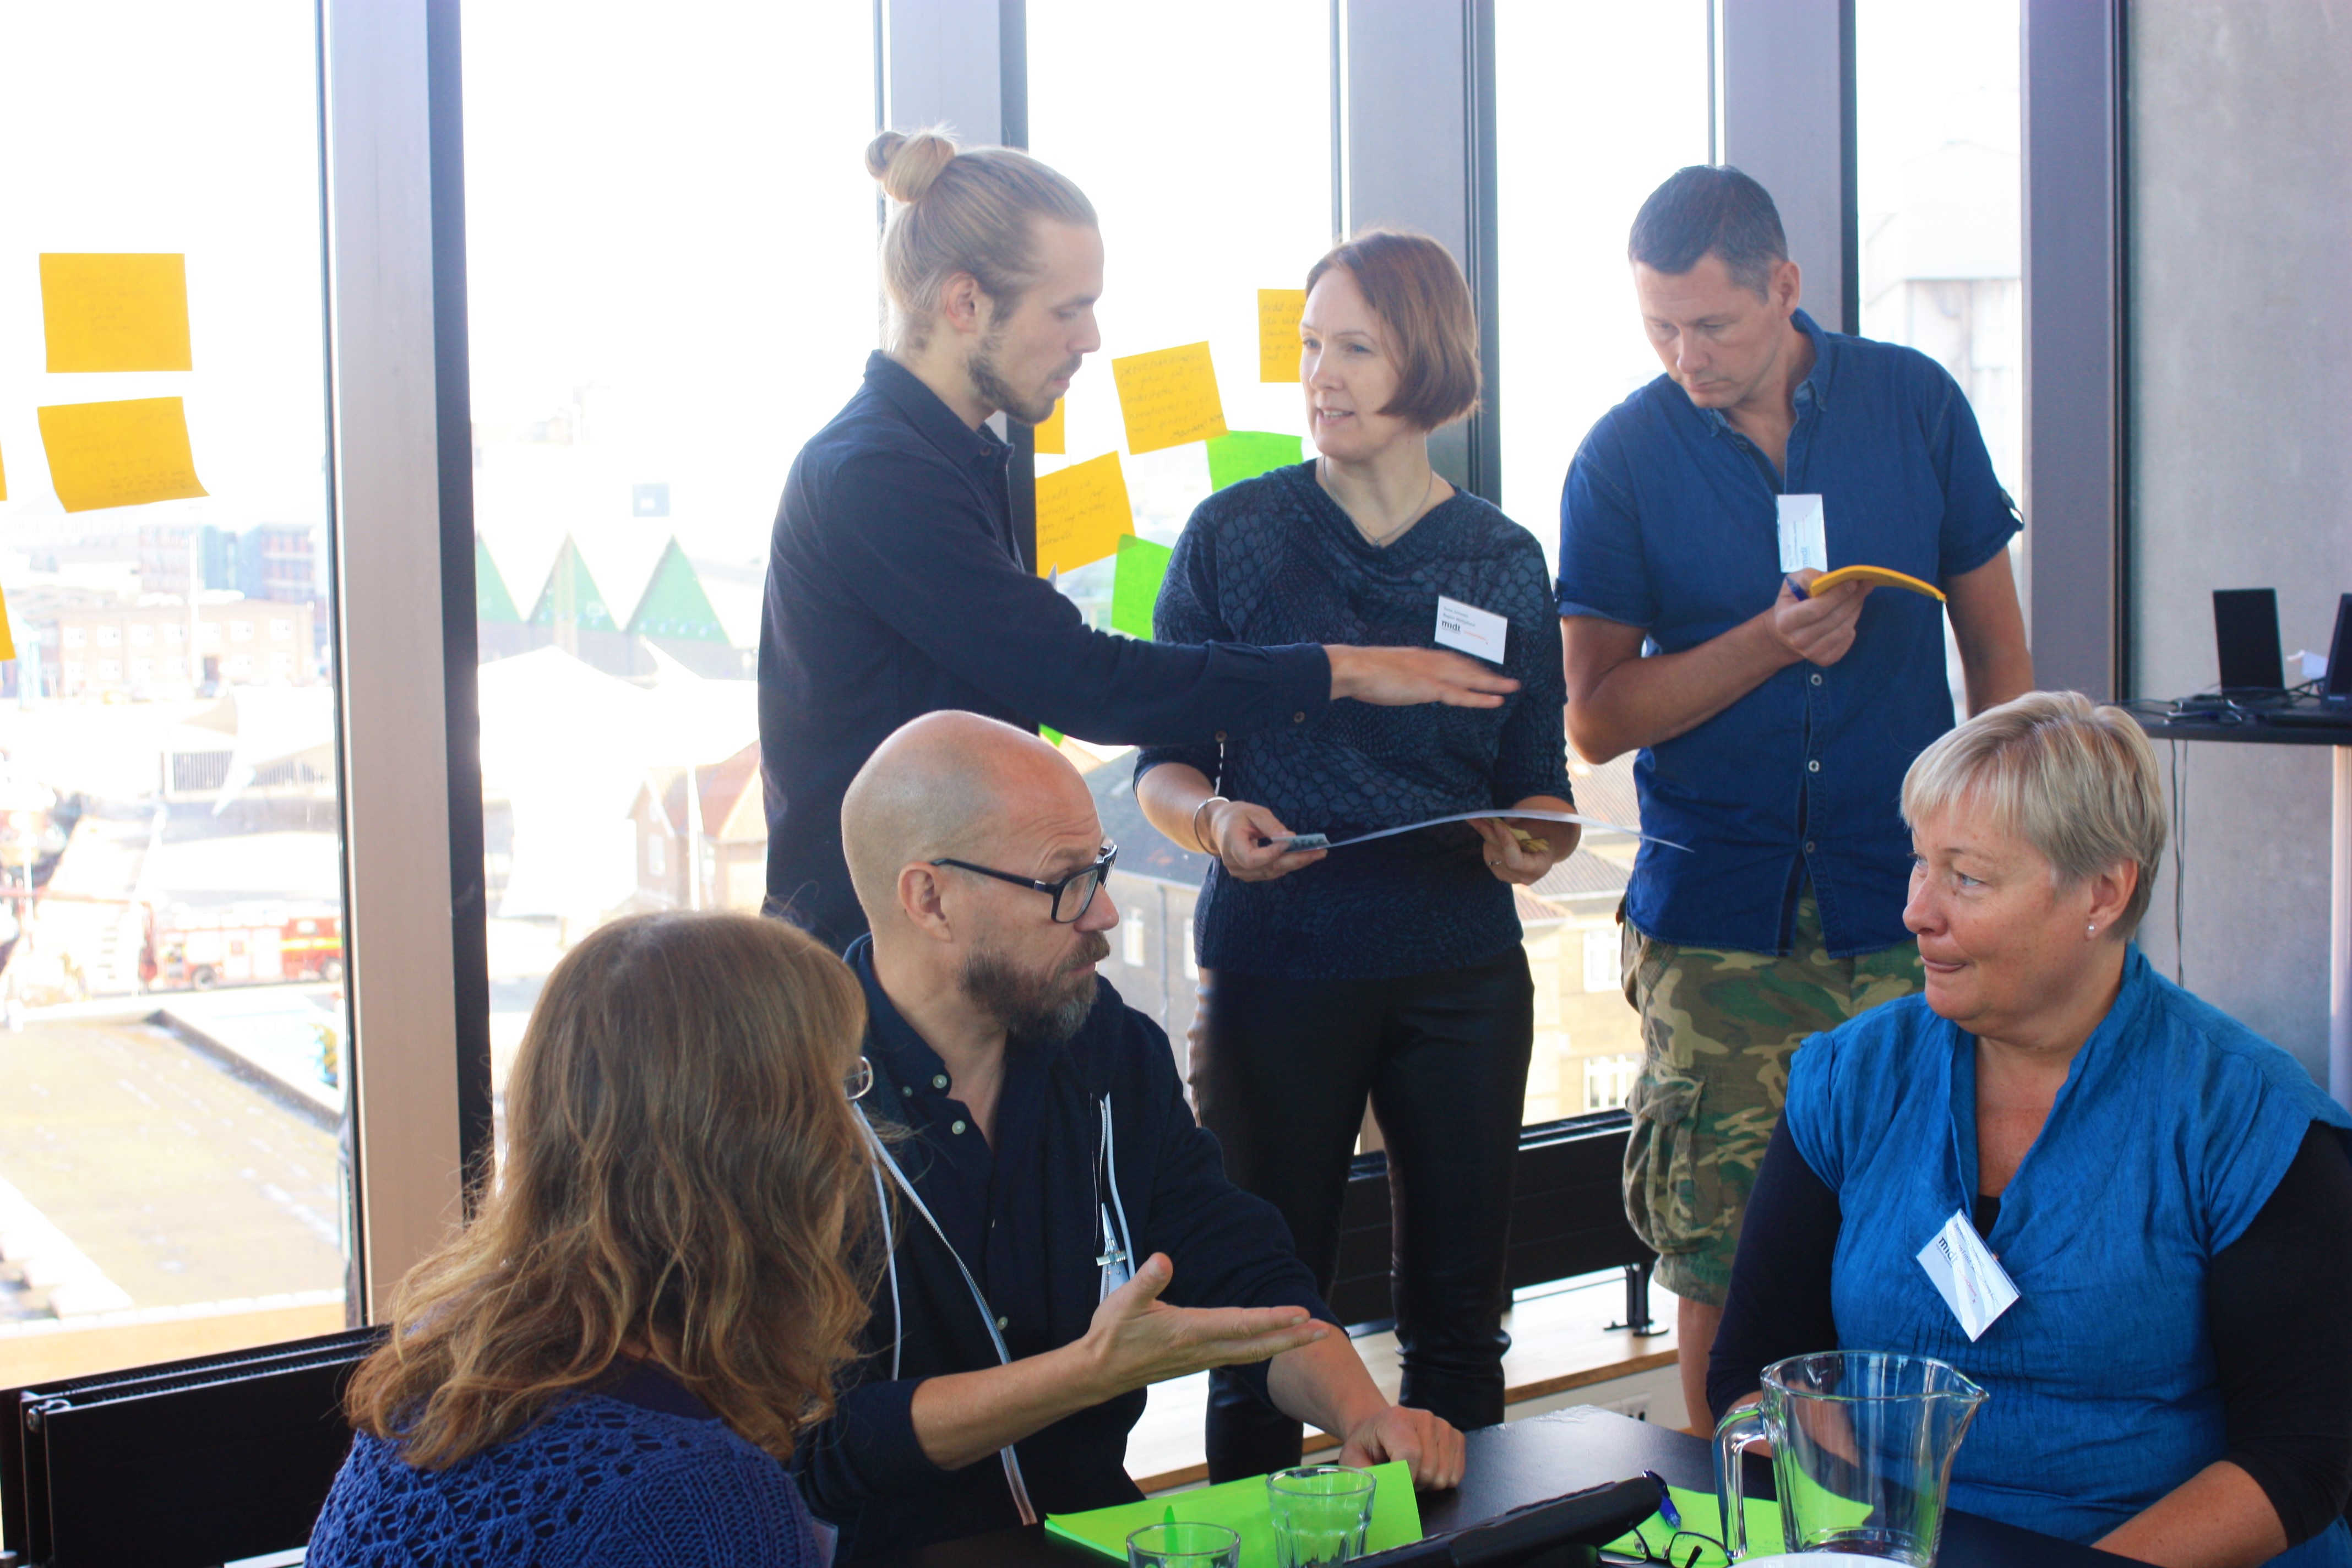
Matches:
[1805,565,1945,601]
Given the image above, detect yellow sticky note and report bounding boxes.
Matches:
[38,398,209,514]
[1035,451,1133,576]
[1259,288,1306,382]
[1034,399,1065,455]
[41,254,194,373]
[1112,342,1227,455]
[0,439,8,502]
[0,579,15,661]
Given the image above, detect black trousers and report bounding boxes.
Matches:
[1190,949,1534,1481]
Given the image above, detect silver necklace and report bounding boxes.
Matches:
[1321,458,1439,548]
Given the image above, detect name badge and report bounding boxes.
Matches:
[1435,596,1509,663]
[1915,1208,2020,1342]
[1777,494,1828,573]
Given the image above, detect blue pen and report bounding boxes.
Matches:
[1783,573,1811,602]
[1644,1470,1681,1530]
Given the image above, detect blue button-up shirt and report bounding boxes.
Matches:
[1556,311,2018,956]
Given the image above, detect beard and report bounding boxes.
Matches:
[960,930,1109,1043]
[968,323,1077,428]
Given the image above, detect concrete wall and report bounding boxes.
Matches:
[2128,0,2352,1078]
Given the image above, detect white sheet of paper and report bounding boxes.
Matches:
[1315,808,1690,852]
[1777,494,1828,573]
[1916,1209,2021,1342]
[1434,596,1509,663]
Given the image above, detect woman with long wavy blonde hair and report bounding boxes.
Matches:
[308,911,876,1567]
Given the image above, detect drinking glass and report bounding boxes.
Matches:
[1267,1464,1377,1567]
[1126,1520,1242,1568]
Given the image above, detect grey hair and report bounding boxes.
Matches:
[1901,690,2167,937]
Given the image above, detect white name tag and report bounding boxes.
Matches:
[1777,494,1828,573]
[1915,1208,2020,1342]
[1434,596,1509,663]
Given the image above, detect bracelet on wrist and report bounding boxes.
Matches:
[1190,795,1230,856]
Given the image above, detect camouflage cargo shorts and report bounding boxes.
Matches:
[1619,892,1924,1306]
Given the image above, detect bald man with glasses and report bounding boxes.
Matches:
[794,710,1461,1562]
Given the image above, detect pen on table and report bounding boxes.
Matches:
[1643,1470,1681,1530]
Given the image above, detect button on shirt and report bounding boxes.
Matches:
[760,353,1333,947]
[795,938,1331,1562]
[1556,311,2018,955]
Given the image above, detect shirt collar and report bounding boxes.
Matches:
[863,350,1009,469]
[1692,307,1838,438]
[843,934,1071,1106]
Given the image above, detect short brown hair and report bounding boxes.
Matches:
[1305,229,1482,430]
[345,911,876,1468]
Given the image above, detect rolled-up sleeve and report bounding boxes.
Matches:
[823,454,1328,747]
[789,1374,946,1517]
[1920,369,2021,581]
[1556,427,1657,628]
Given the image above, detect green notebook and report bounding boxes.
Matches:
[1045,1461,1422,1566]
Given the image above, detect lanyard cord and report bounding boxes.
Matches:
[1098,1095,1136,1278]
[859,1113,1038,1526]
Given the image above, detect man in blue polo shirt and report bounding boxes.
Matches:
[1556,166,2034,1424]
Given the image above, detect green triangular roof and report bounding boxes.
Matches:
[527,536,619,632]
[624,537,729,644]
[476,533,521,623]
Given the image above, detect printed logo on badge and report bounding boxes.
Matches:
[1777,494,1828,574]
[1434,596,1509,663]
[1915,1208,2021,1342]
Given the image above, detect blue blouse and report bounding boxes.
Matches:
[1136,462,1570,981]
[1784,947,2352,1564]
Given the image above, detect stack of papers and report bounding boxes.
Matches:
[1044,1461,1422,1566]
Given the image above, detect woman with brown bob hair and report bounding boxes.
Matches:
[308,912,876,1566]
[1136,230,1576,1479]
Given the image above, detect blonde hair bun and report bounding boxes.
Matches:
[865,127,959,205]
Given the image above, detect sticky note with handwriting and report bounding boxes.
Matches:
[38,398,209,513]
[41,254,194,373]
[1112,342,1227,455]
[1033,399,1065,455]
[1035,451,1133,575]
[1258,288,1306,382]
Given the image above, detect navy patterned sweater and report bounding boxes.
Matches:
[1136,462,1570,981]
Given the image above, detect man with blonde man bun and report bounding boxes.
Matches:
[760,128,1518,948]
[792,710,1462,1561]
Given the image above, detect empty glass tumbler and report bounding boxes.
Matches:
[1714,1351,1988,1565]
[1126,1520,1242,1568]
[1267,1464,1378,1567]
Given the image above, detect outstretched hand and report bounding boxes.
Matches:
[1328,645,1520,709]
[1079,1254,1330,1401]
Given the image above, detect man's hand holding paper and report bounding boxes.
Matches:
[1768,567,1874,668]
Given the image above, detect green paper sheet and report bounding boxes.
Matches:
[1046,1461,1421,1567]
[1206,430,1303,492]
[1603,1482,1874,1566]
[1111,535,1174,639]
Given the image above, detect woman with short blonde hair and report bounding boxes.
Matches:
[1711,691,2352,1568]
[308,912,876,1566]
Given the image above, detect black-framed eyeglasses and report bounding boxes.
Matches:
[1605,1524,1729,1567]
[929,842,1117,924]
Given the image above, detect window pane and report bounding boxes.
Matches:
[0,1,349,1382]
[462,4,875,1108]
[1498,2,1706,1124]
[1026,0,1330,624]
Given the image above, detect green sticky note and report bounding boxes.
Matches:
[1110,535,1174,639]
[1045,1461,1421,1567]
[1041,725,1064,746]
[1602,1482,1872,1565]
[1206,430,1303,492]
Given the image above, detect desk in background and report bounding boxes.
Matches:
[2133,712,2352,1111]
[863,1407,2134,1568]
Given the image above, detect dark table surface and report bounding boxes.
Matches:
[2136,707,2352,747]
[862,1406,2136,1567]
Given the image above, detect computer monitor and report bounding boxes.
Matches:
[2214,588,2286,693]
[2326,592,2352,701]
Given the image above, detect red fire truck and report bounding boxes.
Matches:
[141,903,345,992]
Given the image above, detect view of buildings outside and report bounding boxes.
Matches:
[0,1,350,1382]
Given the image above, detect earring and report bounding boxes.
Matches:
[2086,922,2097,940]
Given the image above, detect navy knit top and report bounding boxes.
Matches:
[307,1364,821,1567]
[1136,462,1570,981]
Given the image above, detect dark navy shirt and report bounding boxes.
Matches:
[793,938,1330,1562]
[1136,463,1571,981]
[760,353,1332,947]
[1556,311,2018,957]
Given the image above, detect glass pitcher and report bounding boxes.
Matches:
[1714,1352,1988,1565]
